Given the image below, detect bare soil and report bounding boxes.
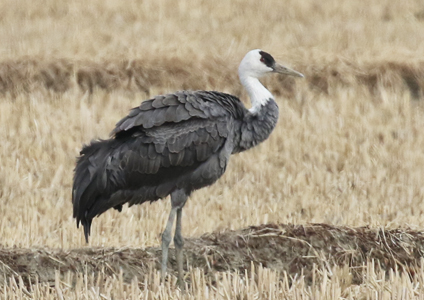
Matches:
[1,223,423,287]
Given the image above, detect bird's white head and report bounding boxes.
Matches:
[238,49,304,80]
[238,49,304,113]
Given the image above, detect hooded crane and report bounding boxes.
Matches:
[72,49,303,287]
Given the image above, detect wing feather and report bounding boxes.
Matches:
[162,94,180,106]
[165,106,178,122]
[140,101,153,111]
[152,96,166,108]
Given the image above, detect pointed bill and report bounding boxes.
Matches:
[272,63,304,78]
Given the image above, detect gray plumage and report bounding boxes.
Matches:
[72,49,303,287]
[72,90,278,238]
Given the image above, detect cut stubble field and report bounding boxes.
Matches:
[1,0,424,298]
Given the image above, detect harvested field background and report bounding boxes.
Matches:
[1,0,424,298]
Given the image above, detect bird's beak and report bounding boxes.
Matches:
[272,63,304,78]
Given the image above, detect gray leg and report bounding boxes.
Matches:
[161,207,177,280]
[161,189,188,286]
[174,207,184,289]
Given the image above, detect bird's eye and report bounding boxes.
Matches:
[259,51,275,68]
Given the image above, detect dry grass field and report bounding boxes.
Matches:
[1,0,424,298]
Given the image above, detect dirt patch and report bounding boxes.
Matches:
[0,223,423,287]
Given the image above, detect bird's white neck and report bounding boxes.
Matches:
[240,75,274,114]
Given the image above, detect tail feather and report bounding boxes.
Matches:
[83,216,92,243]
[72,139,116,243]
[72,135,179,242]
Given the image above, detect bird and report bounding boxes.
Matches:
[72,49,303,288]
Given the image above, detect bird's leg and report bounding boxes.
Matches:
[161,189,188,287]
[161,207,177,281]
[174,207,184,290]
